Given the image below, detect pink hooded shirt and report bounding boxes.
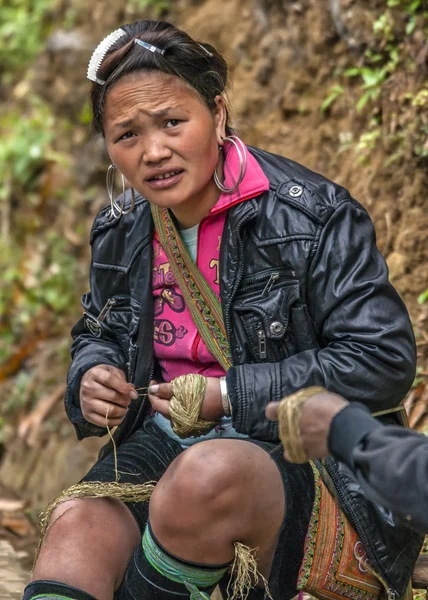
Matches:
[152,140,269,383]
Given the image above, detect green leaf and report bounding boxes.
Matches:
[361,67,386,88]
[321,85,344,112]
[357,89,380,112]
[344,67,361,77]
[417,289,428,304]
[406,16,417,35]
[409,0,422,14]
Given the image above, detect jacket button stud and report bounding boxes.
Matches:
[270,321,285,336]
[289,185,303,197]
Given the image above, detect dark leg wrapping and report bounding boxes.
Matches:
[115,523,229,600]
[23,580,98,600]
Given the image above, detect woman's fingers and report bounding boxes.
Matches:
[93,367,138,400]
[84,412,124,428]
[82,398,128,427]
[148,394,171,418]
[92,398,128,419]
[147,381,171,418]
[88,382,132,408]
[80,364,139,427]
[148,382,173,400]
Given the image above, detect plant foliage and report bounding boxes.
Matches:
[0,0,57,80]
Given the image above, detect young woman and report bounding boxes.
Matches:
[24,19,421,600]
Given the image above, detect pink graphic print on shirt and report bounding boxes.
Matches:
[152,214,227,383]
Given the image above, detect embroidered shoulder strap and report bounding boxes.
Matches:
[151,205,232,372]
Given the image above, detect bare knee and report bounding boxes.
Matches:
[35,497,140,575]
[149,441,286,568]
[149,441,244,536]
[32,497,140,595]
[45,497,137,543]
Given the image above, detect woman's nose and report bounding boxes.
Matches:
[142,137,172,164]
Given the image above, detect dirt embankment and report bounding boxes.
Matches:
[181,0,428,311]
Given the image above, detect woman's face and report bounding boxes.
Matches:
[103,71,226,216]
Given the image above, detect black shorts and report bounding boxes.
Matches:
[82,419,315,600]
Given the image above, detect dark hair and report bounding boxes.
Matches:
[90,20,232,135]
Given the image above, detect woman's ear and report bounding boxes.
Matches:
[213,95,227,145]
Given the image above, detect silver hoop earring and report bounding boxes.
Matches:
[106,164,136,218]
[213,135,248,194]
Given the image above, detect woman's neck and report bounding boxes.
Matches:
[171,169,223,229]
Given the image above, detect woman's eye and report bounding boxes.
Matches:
[165,119,181,129]
[119,132,135,141]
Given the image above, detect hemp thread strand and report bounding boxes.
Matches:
[169,374,216,438]
[227,542,272,600]
[277,387,328,464]
[34,480,155,568]
[105,405,120,482]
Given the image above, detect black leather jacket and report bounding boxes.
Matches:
[66,147,421,595]
[330,402,428,534]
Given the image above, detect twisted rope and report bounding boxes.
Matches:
[277,387,328,463]
[169,374,216,438]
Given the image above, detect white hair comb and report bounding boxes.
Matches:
[87,28,127,85]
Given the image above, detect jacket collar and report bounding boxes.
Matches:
[209,138,270,216]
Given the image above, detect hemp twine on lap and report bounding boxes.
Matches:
[34,480,156,567]
[277,386,328,464]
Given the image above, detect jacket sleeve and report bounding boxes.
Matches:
[329,403,428,534]
[227,199,416,441]
[65,248,128,441]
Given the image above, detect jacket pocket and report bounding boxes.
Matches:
[233,271,301,363]
[83,296,139,373]
[239,267,296,296]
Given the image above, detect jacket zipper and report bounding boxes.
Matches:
[126,361,155,440]
[96,295,132,321]
[324,461,397,597]
[97,298,116,322]
[224,209,256,361]
[258,330,267,359]
[240,269,296,294]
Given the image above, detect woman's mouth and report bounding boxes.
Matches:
[146,170,184,189]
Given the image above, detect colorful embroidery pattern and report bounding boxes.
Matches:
[297,463,383,600]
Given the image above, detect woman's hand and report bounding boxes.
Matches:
[148,377,224,421]
[80,365,138,428]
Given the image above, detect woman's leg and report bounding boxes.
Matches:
[25,420,184,600]
[116,438,288,600]
[26,431,311,600]
[149,439,286,578]
[30,497,140,599]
